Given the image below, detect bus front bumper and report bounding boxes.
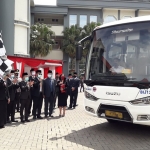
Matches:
[84,98,150,126]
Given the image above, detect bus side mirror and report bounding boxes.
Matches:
[76,44,83,60]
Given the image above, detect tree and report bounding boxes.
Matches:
[62,25,82,72]
[81,22,101,57]
[30,23,55,57]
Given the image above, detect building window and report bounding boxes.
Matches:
[122,16,132,19]
[80,15,87,27]
[69,15,77,27]
[38,18,40,21]
[90,16,97,23]
[103,15,117,24]
[52,19,59,22]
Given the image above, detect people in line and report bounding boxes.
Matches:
[57,74,68,117]
[28,68,36,116]
[66,74,72,103]
[43,70,56,118]
[19,72,33,123]
[15,69,21,112]
[54,72,60,108]
[0,69,82,128]
[6,70,19,123]
[32,70,43,119]
[80,76,84,92]
[69,72,80,109]
[0,74,10,128]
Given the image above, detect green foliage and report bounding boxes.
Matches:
[30,23,55,57]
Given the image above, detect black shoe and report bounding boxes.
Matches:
[7,120,11,123]
[44,115,48,118]
[0,125,4,128]
[49,115,54,118]
[37,116,43,119]
[11,120,18,122]
[33,116,36,120]
[21,120,25,123]
[25,120,30,122]
[73,107,76,109]
[68,107,72,109]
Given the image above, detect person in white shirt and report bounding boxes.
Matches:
[110,58,125,74]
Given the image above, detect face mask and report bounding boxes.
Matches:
[48,74,52,78]
[38,74,42,78]
[25,77,29,81]
[32,71,35,76]
[73,75,76,78]
[11,74,14,78]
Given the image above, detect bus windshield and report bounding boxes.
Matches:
[88,21,150,82]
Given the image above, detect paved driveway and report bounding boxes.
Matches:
[0,92,150,150]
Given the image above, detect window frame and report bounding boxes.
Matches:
[79,15,87,27]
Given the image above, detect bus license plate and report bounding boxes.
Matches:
[105,110,123,119]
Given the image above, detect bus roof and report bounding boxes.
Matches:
[94,15,150,31]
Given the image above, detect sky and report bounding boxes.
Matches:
[34,0,57,6]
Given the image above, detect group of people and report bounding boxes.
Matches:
[0,69,80,129]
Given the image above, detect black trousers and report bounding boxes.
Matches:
[44,93,54,116]
[28,97,33,115]
[0,100,7,126]
[69,92,78,108]
[54,91,59,108]
[80,84,84,92]
[7,101,16,121]
[15,92,20,111]
[20,99,30,120]
[32,93,43,117]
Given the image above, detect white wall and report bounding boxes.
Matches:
[15,0,28,22]
[36,50,63,60]
[14,0,29,56]
[139,10,150,16]
[120,9,135,19]
[14,25,28,55]
[103,8,118,21]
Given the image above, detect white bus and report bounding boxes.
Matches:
[79,15,150,126]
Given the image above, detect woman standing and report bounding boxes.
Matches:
[58,74,67,117]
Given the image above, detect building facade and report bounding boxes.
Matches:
[31,0,150,76]
[1,0,150,76]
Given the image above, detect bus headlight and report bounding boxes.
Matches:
[84,91,99,101]
[130,96,150,105]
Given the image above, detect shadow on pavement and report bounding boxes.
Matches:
[50,121,150,150]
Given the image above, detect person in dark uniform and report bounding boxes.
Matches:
[66,74,72,106]
[43,70,56,118]
[6,70,19,122]
[28,68,36,115]
[15,69,21,112]
[69,72,80,109]
[54,72,60,108]
[0,76,10,128]
[57,74,68,117]
[19,73,33,123]
[80,76,84,92]
[32,70,43,119]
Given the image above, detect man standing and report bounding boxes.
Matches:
[69,72,80,109]
[15,69,21,112]
[43,70,56,118]
[19,73,33,123]
[0,75,10,128]
[32,70,43,119]
[6,70,19,122]
[28,68,36,115]
[54,72,59,108]
[66,74,72,106]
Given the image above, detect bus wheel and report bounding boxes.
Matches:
[107,119,118,123]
